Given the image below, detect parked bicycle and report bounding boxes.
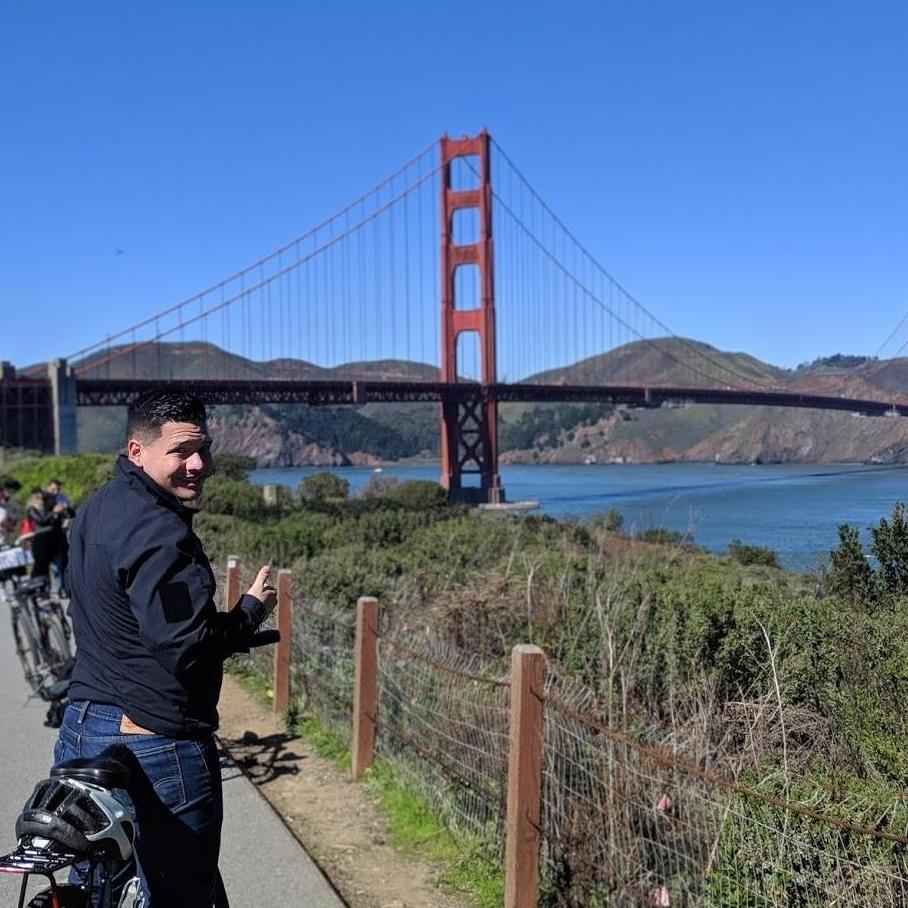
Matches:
[0,754,138,908]
[1,538,74,698]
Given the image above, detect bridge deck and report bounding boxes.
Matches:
[74,377,908,418]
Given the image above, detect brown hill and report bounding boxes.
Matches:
[71,339,908,467]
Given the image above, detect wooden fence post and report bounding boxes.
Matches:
[504,644,546,908]
[351,596,379,780]
[223,555,242,612]
[273,569,292,714]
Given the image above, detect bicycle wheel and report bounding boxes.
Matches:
[40,604,74,681]
[10,605,43,692]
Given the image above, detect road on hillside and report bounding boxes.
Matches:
[0,596,344,907]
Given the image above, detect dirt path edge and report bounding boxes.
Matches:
[217,674,475,908]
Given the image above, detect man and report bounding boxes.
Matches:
[54,389,277,906]
[42,479,74,595]
[45,478,74,511]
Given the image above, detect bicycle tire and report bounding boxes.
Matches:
[10,605,43,692]
[41,604,74,681]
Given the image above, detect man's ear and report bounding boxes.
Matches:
[126,438,144,466]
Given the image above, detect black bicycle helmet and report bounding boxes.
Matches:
[16,777,133,859]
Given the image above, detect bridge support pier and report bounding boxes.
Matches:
[48,358,78,456]
[439,130,505,505]
[441,393,504,505]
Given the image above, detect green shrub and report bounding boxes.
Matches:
[200,476,268,519]
[587,508,624,532]
[215,453,257,480]
[358,474,400,500]
[636,527,693,547]
[386,480,446,510]
[8,453,117,505]
[298,471,349,502]
[727,538,779,567]
[827,523,874,608]
[870,501,908,598]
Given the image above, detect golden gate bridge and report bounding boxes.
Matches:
[2,131,906,503]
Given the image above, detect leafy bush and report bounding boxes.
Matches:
[636,527,693,547]
[298,471,350,502]
[386,480,446,510]
[870,501,908,598]
[587,508,624,532]
[215,453,257,480]
[727,538,779,567]
[827,523,874,608]
[358,474,400,500]
[200,476,268,519]
[323,508,441,549]
[7,454,117,505]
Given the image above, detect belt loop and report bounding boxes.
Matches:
[77,700,91,724]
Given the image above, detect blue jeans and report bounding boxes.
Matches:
[54,701,224,907]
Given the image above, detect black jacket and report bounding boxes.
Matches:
[67,456,265,737]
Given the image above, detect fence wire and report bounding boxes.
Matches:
[376,629,511,855]
[541,682,908,907]
[291,601,356,740]
[220,560,908,905]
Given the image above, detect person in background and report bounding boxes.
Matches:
[45,478,73,511]
[43,478,74,597]
[0,484,19,545]
[24,488,58,581]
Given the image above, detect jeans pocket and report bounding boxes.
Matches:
[190,738,220,787]
[53,723,80,765]
[132,741,186,810]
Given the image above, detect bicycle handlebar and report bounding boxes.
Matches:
[249,629,280,648]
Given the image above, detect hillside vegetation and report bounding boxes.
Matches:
[9,452,908,903]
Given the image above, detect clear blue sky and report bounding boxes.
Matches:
[1,1,906,369]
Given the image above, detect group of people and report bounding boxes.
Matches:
[0,477,74,593]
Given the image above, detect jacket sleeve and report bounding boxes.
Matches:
[27,506,57,528]
[122,523,267,680]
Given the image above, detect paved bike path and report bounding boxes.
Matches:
[0,610,345,907]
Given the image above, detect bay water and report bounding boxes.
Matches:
[248,462,908,572]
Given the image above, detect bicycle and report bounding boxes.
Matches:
[1,540,74,697]
[0,754,138,908]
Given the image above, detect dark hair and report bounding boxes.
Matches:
[126,389,207,443]
[49,478,61,486]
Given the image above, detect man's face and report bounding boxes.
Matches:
[127,421,214,502]
[47,482,59,496]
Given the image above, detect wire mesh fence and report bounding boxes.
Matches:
[540,683,908,907]
[219,559,908,905]
[375,629,511,857]
[291,600,356,741]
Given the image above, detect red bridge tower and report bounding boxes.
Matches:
[439,131,504,504]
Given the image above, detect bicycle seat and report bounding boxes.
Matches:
[39,678,71,702]
[51,756,130,790]
[16,577,48,595]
